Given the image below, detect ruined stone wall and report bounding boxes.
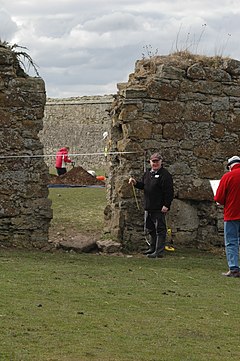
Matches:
[104,54,240,250]
[0,47,52,248]
[40,95,114,170]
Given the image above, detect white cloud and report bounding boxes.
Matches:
[1,0,240,97]
[0,8,18,40]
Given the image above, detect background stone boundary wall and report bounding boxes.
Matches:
[40,95,114,172]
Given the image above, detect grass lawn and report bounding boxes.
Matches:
[49,187,106,234]
[0,188,239,361]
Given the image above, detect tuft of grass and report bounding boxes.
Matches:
[0,247,239,360]
[169,50,229,68]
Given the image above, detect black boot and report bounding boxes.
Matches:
[147,237,165,258]
[143,247,155,255]
[143,234,156,255]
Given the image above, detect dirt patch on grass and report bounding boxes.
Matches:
[49,166,105,186]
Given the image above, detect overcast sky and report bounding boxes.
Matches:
[1,0,240,98]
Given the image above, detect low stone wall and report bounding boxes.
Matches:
[103,54,240,250]
[40,95,114,171]
[0,47,52,248]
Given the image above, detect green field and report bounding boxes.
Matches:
[49,187,106,234]
[0,187,239,361]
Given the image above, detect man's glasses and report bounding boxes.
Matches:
[151,159,160,163]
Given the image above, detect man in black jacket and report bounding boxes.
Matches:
[129,152,174,258]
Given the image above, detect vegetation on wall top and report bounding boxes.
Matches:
[0,39,39,77]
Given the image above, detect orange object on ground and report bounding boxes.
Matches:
[96,175,106,181]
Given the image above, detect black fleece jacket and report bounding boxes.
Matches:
[135,167,174,211]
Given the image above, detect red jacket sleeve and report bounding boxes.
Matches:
[63,153,72,163]
[214,176,227,205]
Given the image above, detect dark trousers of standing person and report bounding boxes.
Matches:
[56,167,67,176]
[144,211,166,258]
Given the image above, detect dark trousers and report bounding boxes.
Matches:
[56,167,67,176]
[144,211,167,240]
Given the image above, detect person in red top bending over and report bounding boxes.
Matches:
[55,147,74,176]
[214,155,240,278]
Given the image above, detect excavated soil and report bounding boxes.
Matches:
[48,166,105,186]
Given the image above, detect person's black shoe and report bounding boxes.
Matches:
[143,248,155,255]
[147,251,164,258]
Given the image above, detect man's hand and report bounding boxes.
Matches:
[128,177,136,185]
[161,206,169,213]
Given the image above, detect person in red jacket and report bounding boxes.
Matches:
[214,155,240,277]
[55,147,74,176]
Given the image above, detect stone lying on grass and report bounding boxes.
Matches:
[54,235,98,253]
[96,239,122,253]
